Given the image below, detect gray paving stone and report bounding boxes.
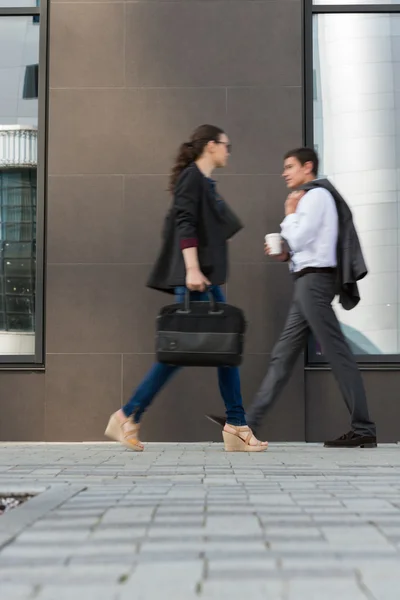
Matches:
[360,566,400,598]
[0,564,133,585]
[71,542,138,557]
[249,494,296,505]
[36,585,121,600]
[67,555,137,566]
[101,508,154,524]
[51,509,105,518]
[0,565,60,583]
[16,530,91,543]
[200,580,286,599]
[31,518,98,529]
[0,544,74,560]
[89,528,147,541]
[268,540,332,553]
[260,515,313,525]
[362,582,400,599]
[287,577,368,600]
[62,563,133,582]
[205,516,261,533]
[117,561,202,599]
[0,442,400,594]
[147,527,204,539]
[208,558,278,572]
[140,539,267,555]
[282,557,400,571]
[264,527,323,539]
[153,515,204,524]
[0,584,35,600]
[320,526,393,546]
[378,526,400,536]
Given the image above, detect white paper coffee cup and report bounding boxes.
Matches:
[265,233,282,256]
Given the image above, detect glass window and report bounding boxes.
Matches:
[311,12,400,358]
[0,16,38,357]
[313,1,400,4]
[0,1,38,6]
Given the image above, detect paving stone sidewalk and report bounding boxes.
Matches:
[0,442,400,599]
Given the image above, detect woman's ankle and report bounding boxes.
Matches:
[224,423,249,434]
[117,408,129,422]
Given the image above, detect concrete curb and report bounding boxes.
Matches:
[0,485,86,548]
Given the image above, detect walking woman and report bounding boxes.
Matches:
[105,124,268,453]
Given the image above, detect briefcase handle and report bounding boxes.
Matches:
[177,288,222,315]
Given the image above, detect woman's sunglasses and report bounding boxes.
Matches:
[215,141,232,153]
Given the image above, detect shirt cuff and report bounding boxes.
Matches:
[280,213,297,231]
[180,238,199,250]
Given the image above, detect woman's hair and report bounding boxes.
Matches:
[169,124,225,192]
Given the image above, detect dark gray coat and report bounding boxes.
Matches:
[300,178,368,310]
[147,163,243,294]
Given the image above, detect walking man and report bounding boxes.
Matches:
[207,147,377,448]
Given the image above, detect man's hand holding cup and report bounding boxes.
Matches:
[264,233,289,262]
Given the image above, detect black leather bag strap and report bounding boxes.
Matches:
[178,288,218,314]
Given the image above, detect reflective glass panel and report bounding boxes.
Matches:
[0,16,38,356]
[312,13,400,356]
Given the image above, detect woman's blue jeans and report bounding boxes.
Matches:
[122,285,246,426]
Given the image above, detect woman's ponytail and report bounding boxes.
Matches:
[168,124,225,193]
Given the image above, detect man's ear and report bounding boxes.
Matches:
[305,161,314,175]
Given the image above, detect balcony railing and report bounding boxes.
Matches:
[0,126,37,168]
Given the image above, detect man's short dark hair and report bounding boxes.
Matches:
[284,147,319,176]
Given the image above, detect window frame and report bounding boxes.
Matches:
[0,0,47,368]
[304,0,400,368]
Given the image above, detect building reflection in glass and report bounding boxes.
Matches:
[313,13,400,355]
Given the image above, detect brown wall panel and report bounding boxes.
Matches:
[0,0,305,441]
[0,373,45,441]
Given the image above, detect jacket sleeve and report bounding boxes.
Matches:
[174,167,202,250]
[351,224,368,282]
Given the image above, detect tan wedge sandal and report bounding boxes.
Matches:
[223,425,268,452]
[105,411,144,452]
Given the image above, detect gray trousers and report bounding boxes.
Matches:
[246,272,376,437]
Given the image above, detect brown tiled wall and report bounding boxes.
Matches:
[0,0,305,442]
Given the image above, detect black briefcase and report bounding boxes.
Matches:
[156,290,246,367]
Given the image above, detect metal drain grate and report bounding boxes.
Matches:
[0,494,33,515]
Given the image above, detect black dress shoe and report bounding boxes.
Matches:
[324,431,377,448]
[205,414,226,428]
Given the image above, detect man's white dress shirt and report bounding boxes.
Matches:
[280,187,338,273]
